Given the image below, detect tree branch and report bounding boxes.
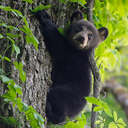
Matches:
[103,79,128,119]
[86,0,94,24]
[86,0,101,128]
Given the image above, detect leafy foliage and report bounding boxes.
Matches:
[93,0,128,81]
[49,114,86,128]
[0,5,39,50]
[0,116,18,126]
[86,97,112,117]
[59,0,86,6]
[64,114,86,128]
[0,75,44,128]
[31,4,51,13]
[13,61,26,82]
[86,97,126,128]
[22,0,33,4]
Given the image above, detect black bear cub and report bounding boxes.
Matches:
[35,10,108,124]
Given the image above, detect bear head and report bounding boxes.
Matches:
[66,10,108,50]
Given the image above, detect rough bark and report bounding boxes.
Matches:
[0,0,51,127]
[0,0,79,128]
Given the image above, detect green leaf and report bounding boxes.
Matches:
[6,33,20,39]
[34,113,44,122]
[26,33,39,50]
[13,61,26,82]
[7,85,17,99]
[19,70,26,82]
[103,103,112,117]
[14,84,22,95]
[16,98,24,111]
[0,6,23,17]
[11,9,23,17]
[13,61,19,69]
[100,123,104,128]
[0,75,11,83]
[0,116,17,125]
[13,44,20,58]
[59,0,87,5]
[86,97,112,117]
[94,106,104,112]
[21,25,39,50]
[0,23,19,31]
[0,68,4,74]
[31,34,39,50]
[95,120,102,125]
[3,56,11,62]
[0,55,2,59]
[31,4,51,13]
[117,124,125,128]
[6,36,15,44]
[59,0,67,3]
[22,0,33,4]
[70,0,86,5]
[108,122,117,128]
[7,117,17,125]
[113,111,118,121]
[86,97,101,105]
[0,33,4,39]
[0,6,12,11]
[23,17,29,27]
[58,27,65,36]
[22,102,29,112]
[117,118,126,126]
[18,62,23,70]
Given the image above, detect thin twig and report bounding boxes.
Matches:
[86,0,101,128]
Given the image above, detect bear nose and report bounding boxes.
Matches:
[75,36,85,43]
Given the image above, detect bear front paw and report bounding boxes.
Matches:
[35,10,51,21]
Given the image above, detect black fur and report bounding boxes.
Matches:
[35,10,108,124]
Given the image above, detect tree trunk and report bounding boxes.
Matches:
[0,0,52,127]
[0,0,78,127]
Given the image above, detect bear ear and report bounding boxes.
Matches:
[70,10,84,23]
[98,27,108,42]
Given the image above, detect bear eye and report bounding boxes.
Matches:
[88,33,93,40]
